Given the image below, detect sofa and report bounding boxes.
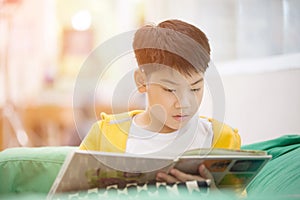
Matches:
[0,135,299,199]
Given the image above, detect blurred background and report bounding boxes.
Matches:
[0,0,299,150]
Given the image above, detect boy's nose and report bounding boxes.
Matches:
[175,93,192,108]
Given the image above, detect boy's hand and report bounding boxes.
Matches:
[156,164,217,189]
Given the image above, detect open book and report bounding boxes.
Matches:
[48,148,271,196]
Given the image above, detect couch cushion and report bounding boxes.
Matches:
[0,146,75,194]
[242,134,300,196]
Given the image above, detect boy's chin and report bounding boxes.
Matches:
[167,121,189,131]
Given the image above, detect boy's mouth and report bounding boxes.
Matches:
[172,114,189,122]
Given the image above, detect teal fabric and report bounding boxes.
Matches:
[242,134,300,196]
[0,146,75,194]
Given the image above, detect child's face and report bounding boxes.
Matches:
[145,67,204,133]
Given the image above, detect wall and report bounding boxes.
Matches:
[220,56,300,144]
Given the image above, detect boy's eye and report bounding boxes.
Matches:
[191,88,201,92]
[163,88,176,92]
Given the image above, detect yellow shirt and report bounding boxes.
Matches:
[79,110,241,152]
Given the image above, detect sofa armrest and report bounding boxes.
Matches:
[0,146,75,194]
[242,134,300,196]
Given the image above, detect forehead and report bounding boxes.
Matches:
[148,67,203,84]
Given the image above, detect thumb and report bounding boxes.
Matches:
[199,164,213,179]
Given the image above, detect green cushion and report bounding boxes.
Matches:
[0,146,75,194]
[242,134,300,196]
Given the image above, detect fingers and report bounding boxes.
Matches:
[157,166,218,190]
[199,164,212,179]
[156,168,206,184]
[156,171,178,183]
[198,164,216,188]
[170,169,204,182]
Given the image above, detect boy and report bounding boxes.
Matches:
[79,19,240,187]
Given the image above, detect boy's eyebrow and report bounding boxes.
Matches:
[191,78,203,86]
[160,78,203,85]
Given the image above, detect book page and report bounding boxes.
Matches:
[174,155,271,191]
[53,150,175,193]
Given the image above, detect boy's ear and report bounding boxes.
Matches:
[134,69,147,93]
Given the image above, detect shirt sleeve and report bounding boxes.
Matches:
[79,121,102,151]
